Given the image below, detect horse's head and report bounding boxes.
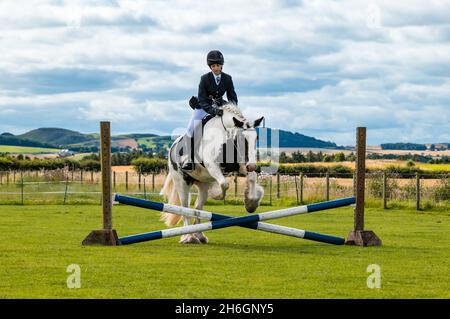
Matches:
[219,103,264,173]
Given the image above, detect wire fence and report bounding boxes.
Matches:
[0,169,449,209]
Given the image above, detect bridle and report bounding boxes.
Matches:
[206,97,255,169]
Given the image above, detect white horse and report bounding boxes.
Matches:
[160,102,265,244]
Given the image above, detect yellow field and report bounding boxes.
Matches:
[283,160,450,172]
[415,163,450,172]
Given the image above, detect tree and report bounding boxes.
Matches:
[306,151,315,162]
[316,151,324,162]
[334,152,346,162]
[279,152,290,163]
[291,151,306,163]
[406,160,415,167]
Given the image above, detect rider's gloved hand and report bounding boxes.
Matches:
[215,109,224,116]
[189,96,199,109]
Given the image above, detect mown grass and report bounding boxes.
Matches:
[0,145,61,154]
[0,203,449,299]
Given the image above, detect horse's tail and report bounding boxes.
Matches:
[159,171,183,227]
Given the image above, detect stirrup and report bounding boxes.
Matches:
[181,162,195,171]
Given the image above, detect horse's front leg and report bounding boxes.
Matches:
[174,179,201,244]
[244,171,264,213]
[192,182,210,244]
[203,161,229,200]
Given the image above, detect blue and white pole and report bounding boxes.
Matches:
[114,194,354,246]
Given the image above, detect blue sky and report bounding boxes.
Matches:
[0,0,449,146]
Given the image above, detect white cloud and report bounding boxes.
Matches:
[0,0,449,145]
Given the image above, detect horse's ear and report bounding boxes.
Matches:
[254,117,264,128]
[233,117,244,128]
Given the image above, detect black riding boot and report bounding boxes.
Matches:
[181,135,195,171]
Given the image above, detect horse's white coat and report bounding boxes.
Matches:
[160,103,264,244]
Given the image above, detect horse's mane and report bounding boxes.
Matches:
[220,102,246,121]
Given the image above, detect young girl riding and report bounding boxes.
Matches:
[182,50,238,171]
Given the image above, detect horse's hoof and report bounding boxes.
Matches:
[179,234,201,244]
[193,232,209,244]
[221,181,230,192]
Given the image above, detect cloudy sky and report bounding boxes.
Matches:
[0,0,449,146]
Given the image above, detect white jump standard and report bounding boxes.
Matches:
[115,194,355,245]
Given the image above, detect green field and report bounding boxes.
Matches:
[0,203,449,299]
[0,145,60,154]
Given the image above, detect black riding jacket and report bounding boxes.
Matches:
[197,72,238,114]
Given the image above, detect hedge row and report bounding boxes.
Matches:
[0,156,100,171]
[1,155,449,178]
[131,158,168,173]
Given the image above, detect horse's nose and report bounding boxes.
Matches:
[246,163,256,172]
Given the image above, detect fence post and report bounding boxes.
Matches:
[276,173,280,199]
[90,171,94,183]
[144,178,147,200]
[346,127,381,246]
[269,176,273,206]
[326,171,330,201]
[152,171,155,193]
[352,172,356,197]
[7,171,10,184]
[234,172,238,200]
[294,175,299,205]
[223,175,227,205]
[125,171,129,191]
[80,171,83,184]
[63,174,69,205]
[20,172,24,205]
[300,173,304,204]
[383,171,387,209]
[138,168,141,190]
[416,172,420,211]
[113,171,116,191]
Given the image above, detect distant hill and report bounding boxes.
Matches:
[117,133,160,139]
[257,128,338,148]
[18,128,93,146]
[2,127,340,155]
[381,143,427,151]
[0,133,56,149]
[425,143,450,151]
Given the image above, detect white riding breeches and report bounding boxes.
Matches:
[186,108,208,138]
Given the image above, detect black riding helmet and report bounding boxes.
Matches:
[207,50,224,66]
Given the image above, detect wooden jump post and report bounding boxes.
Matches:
[82,121,119,246]
[345,127,382,246]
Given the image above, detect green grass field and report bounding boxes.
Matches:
[0,204,449,298]
[0,145,60,154]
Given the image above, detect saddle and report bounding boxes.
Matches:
[176,113,215,166]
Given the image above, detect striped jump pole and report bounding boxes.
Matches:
[115,194,346,245]
[114,194,354,245]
